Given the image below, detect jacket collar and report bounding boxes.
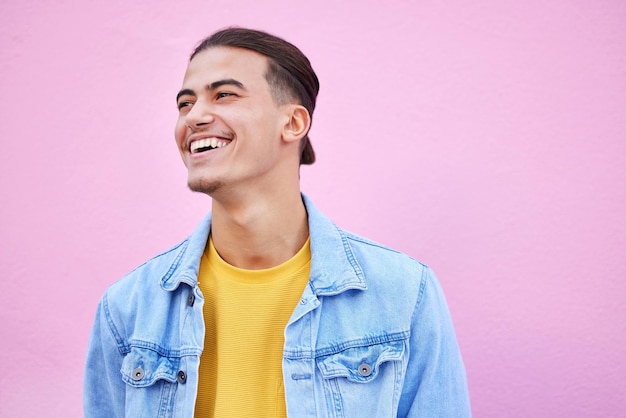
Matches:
[161,194,367,295]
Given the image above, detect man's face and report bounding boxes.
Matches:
[175,47,290,197]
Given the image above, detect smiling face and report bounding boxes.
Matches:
[175,47,299,198]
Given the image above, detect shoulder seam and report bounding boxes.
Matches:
[102,291,129,355]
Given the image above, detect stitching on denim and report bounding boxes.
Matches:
[124,340,202,357]
[337,227,365,279]
[160,239,190,286]
[157,381,176,418]
[284,331,410,359]
[102,292,128,355]
[406,266,430,347]
[343,230,429,268]
[415,266,429,306]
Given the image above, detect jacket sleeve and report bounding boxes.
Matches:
[398,266,471,417]
[84,292,126,417]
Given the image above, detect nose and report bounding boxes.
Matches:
[185,99,215,129]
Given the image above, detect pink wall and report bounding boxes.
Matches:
[1,0,625,416]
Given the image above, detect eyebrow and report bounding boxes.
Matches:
[176,78,247,102]
[176,88,195,103]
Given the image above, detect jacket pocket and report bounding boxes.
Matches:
[119,347,180,417]
[315,340,406,417]
[120,346,180,387]
[316,339,405,383]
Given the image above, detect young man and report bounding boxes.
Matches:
[84,27,471,417]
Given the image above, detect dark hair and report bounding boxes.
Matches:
[191,27,319,165]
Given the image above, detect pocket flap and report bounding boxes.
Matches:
[120,346,180,388]
[316,340,405,383]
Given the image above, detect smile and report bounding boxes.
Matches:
[190,138,230,153]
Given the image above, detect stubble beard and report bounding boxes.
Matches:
[188,177,224,196]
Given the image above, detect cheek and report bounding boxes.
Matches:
[174,120,186,148]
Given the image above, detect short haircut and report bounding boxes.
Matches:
[191,27,319,165]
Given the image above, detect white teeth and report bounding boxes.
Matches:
[190,138,229,153]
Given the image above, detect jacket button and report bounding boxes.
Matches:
[177,370,187,384]
[358,363,372,377]
[187,294,195,307]
[131,367,144,381]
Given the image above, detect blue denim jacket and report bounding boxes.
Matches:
[84,196,470,417]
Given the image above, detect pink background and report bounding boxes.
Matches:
[1,0,625,416]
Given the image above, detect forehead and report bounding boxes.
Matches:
[183,46,270,86]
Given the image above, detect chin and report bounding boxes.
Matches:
[188,177,224,195]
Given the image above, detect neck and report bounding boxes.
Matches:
[209,190,309,270]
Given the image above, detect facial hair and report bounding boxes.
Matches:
[188,178,224,195]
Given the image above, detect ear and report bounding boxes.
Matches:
[281,105,311,144]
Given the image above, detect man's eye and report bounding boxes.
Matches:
[177,101,192,110]
[216,92,235,99]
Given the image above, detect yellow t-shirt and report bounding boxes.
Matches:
[194,236,311,418]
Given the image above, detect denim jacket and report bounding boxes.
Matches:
[84,195,471,417]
